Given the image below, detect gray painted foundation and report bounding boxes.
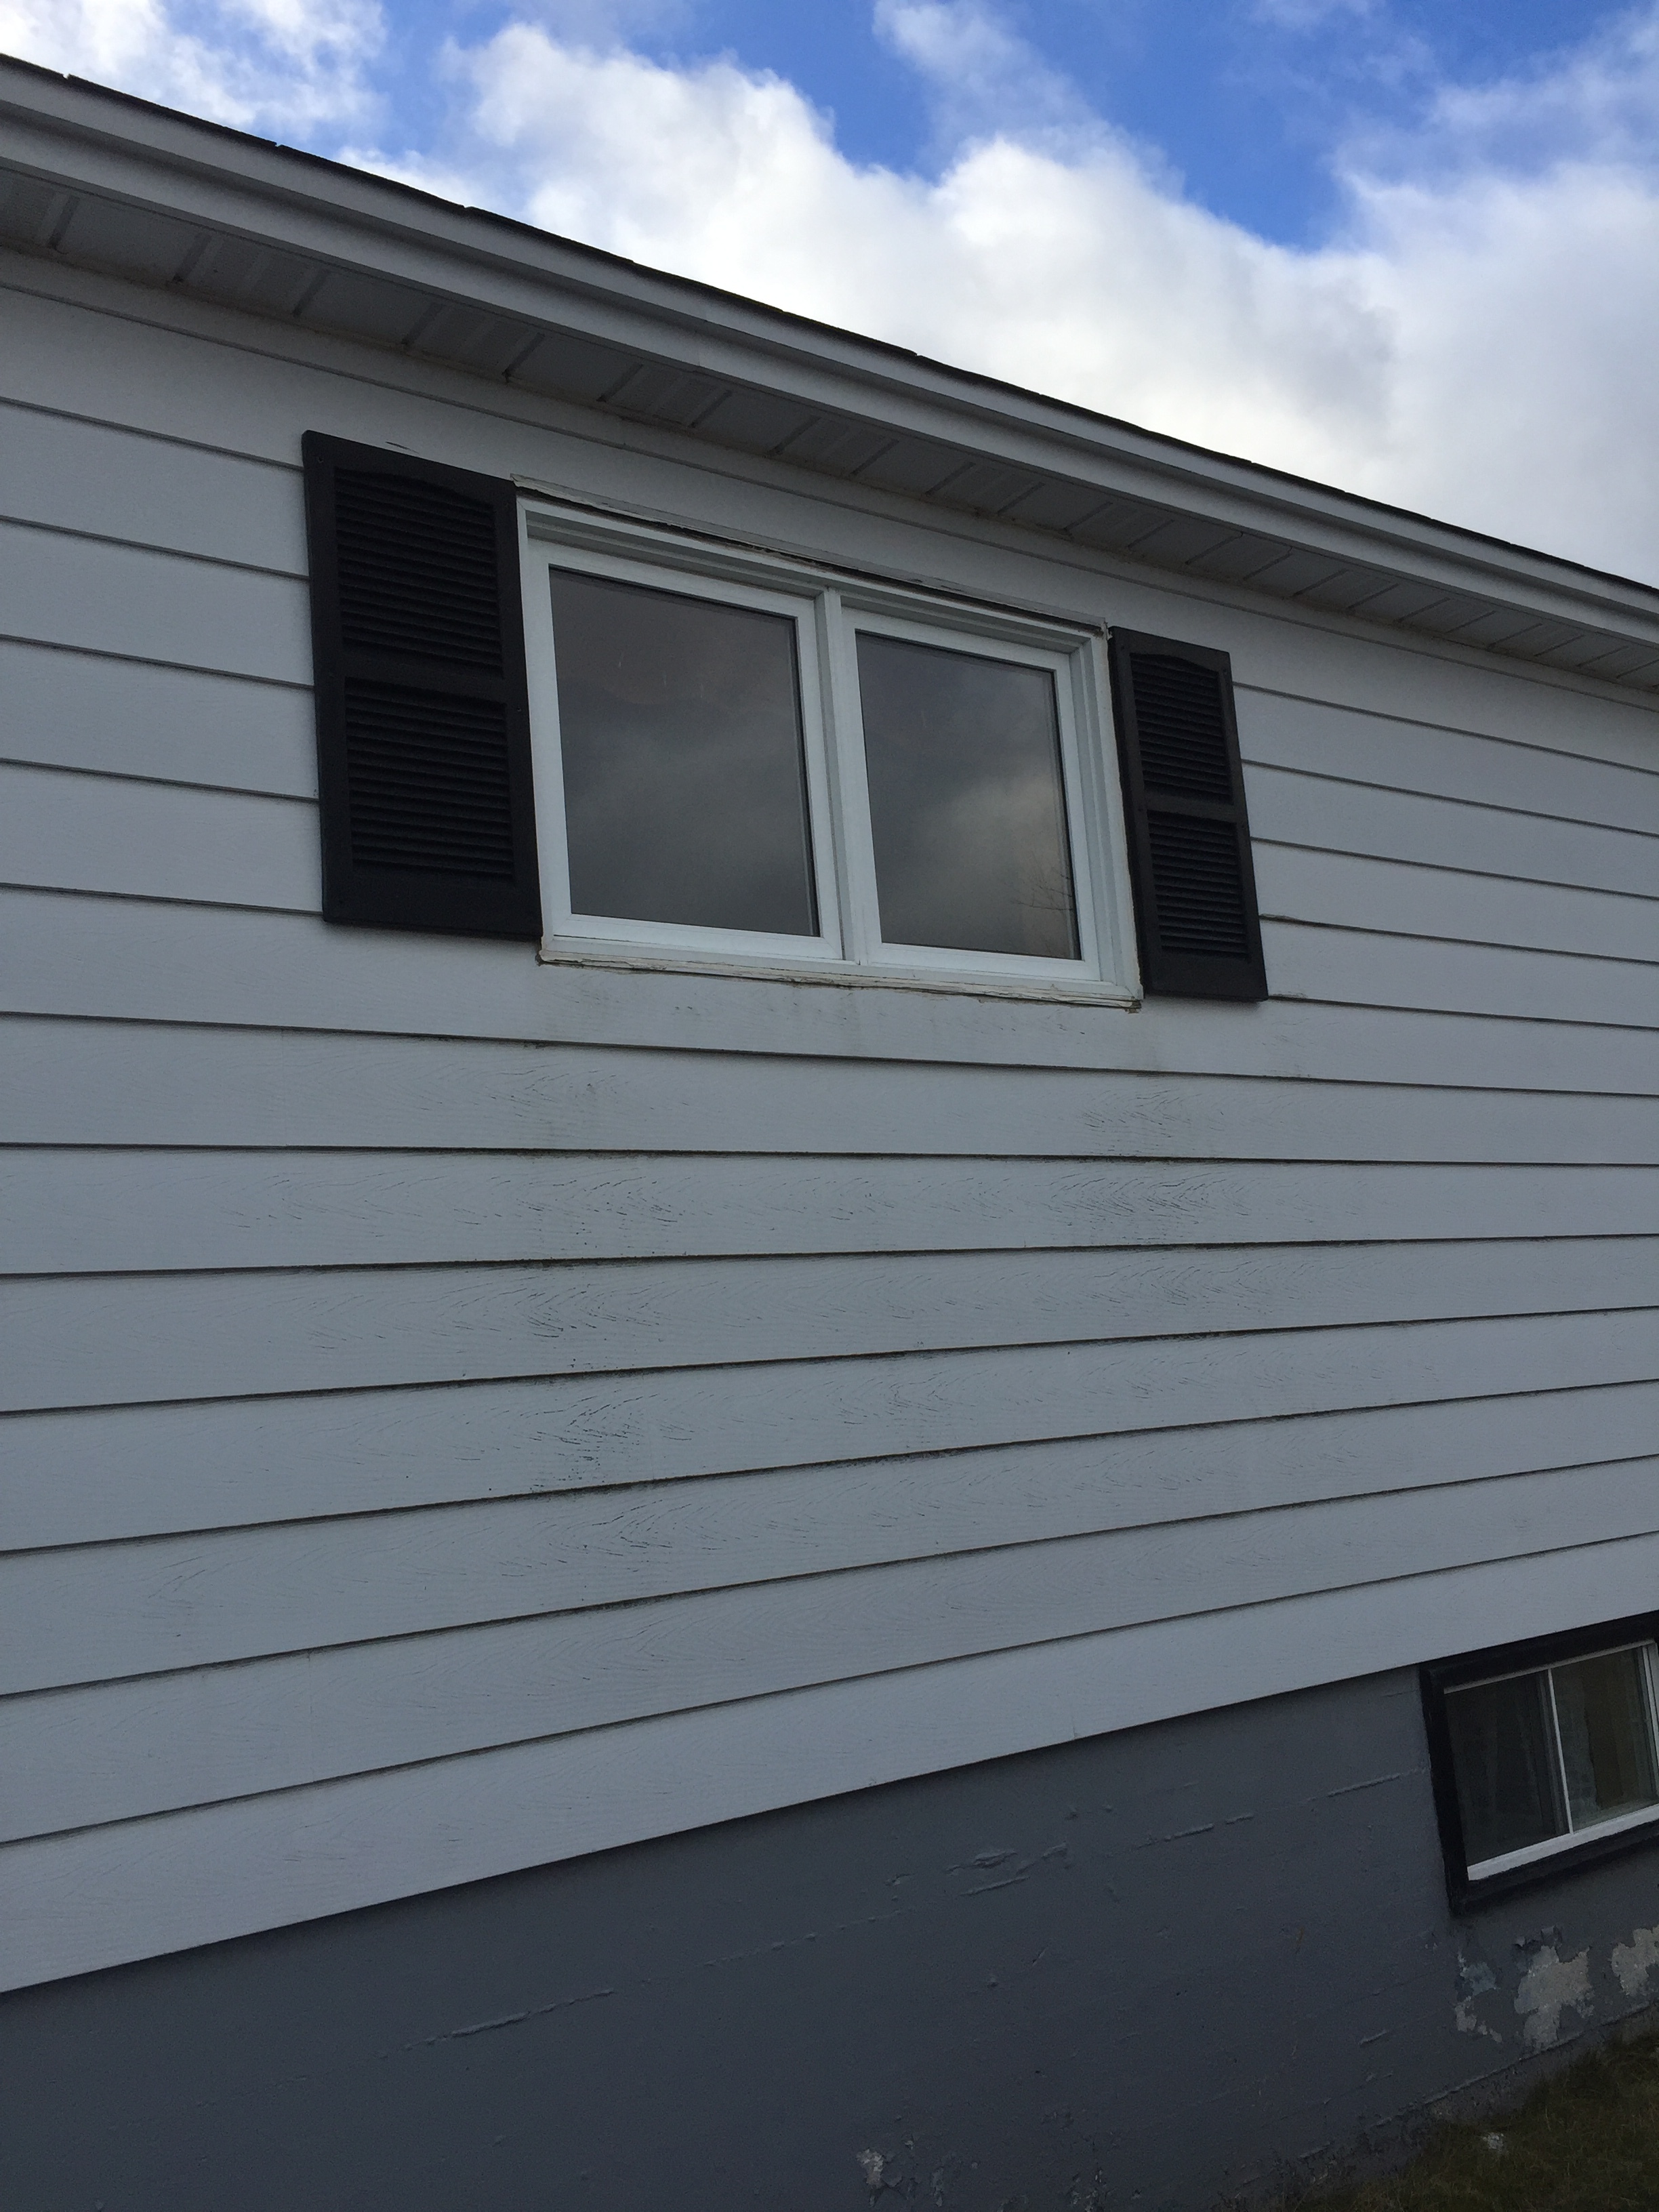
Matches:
[7,1668,1659,2211]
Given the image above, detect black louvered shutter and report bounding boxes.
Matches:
[302,433,541,938]
[1107,630,1266,1001]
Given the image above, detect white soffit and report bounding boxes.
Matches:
[3,58,1659,693]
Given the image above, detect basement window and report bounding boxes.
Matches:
[1422,1620,1659,1908]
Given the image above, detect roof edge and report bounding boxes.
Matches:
[4,51,1659,675]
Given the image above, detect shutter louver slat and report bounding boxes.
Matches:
[1109,629,1267,1001]
[304,433,541,939]
[1130,655,1238,802]
[1143,816,1251,956]
[342,686,516,880]
[335,471,505,670]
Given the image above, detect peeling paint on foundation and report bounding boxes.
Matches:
[1513,1944,1593,2052]
[1454,1948,1502,2043]
[1612,1925,1659,1999]
[1454,1999,1501,2043]
[1458,1953,1496,1999]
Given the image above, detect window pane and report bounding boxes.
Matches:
[855,633,1079,960]
[550,571,818,937]
[1552,1649,1659,1831]
[1446,1671,1568,1866]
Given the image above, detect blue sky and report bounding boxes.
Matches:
[7,0,1659,577]
[336,0,1629,240]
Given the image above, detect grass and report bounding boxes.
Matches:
[1289,2029,1659,2211]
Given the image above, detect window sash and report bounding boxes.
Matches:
[519,508,1137,998]
[1454,1639,1659,1881]
[523,540,847,965]
[827,603,1106,983]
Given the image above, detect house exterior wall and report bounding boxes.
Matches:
[2,244,1658,2001]
[7,1668,1659,2212]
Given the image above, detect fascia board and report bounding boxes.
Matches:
[5,63,1659,670]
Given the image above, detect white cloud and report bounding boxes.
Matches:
[1344,160,1659,570]
[1385,3,1659,178]
[409,7,1659,579]
[872,0,1096,150]
[0,0,384,132]
[497,0,691,48]
[422,24,1391,470]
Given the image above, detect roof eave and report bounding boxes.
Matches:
[3,54,1659,691]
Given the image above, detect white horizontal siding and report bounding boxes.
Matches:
[0,762,319,912]
[8,566,1659,918]
[0,516,310,680]
[10,765,1659,996]
[3,907,1659,1097]
[1246,761,1658,896]
[0,640,314,796]
[7,1152,1655,1275]
[2,263,1657,1994]
[9,1443,1658,1709]
[2,991,1656,1158]
[10,1456,1659,1841]
[0,396,307,573]
[7,1237,1656,1414]
[5,1313,1657,1549]
[1263,920,1659,1027]
[1237,685,1659,836]
[1256,844,1656,963]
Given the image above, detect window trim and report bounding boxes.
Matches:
[1421,1614,1659,1912]
[518,497,1142,1002]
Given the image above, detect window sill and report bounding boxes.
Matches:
[1467,1802,1659,1885]
[1452,1805,1659,1913]
[537,938,1143,1009]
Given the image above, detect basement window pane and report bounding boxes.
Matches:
[1552,1649,1659,1832]
[856,632,1079,960]
[1446,1671,1568,1868]
[550,570,818,938]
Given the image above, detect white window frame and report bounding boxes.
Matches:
[1453,1638,1659,1883]
[519,499,1141,1002]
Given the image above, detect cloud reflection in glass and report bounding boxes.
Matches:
[550,569,819,938]
[856,630,1079,960]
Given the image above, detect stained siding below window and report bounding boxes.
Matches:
[1,268,1657,1994]
[7,1153,1656,1275]
[3,968,1656,1130]
[5,1237,1659,1413]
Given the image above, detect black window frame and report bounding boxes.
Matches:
[1421,1612,1659,1912]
